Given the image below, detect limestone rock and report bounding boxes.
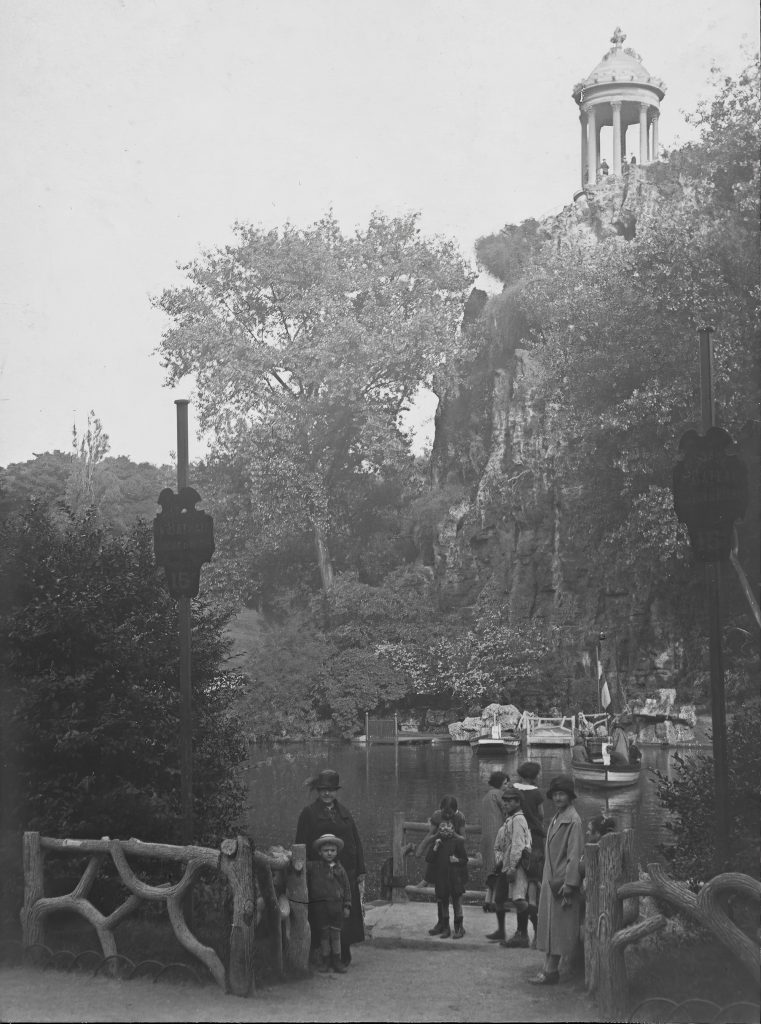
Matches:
[448,705,523,741]
[481,703,523,730]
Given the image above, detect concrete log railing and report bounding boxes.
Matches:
[584,830,761,1020]
[390,812,485,902]
[20,832,310,995]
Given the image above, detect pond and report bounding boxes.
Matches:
[244,740,694,899]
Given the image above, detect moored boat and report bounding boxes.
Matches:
[571,736,641,788]
[571,758,641,788]
[469,721,522,755]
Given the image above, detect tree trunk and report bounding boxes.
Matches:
[313,522,334,628]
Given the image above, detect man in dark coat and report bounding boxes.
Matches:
[295,768,365,964]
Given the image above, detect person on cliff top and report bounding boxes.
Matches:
[480,771,509,915]
[512,762,545,947]
[307,834,352,974]
[425,819,469,939]
[530,774,584,985]
[295,769,365,966]
[492,784,534,949]
[414,795,466,886]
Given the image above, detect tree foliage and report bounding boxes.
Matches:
[0,503,245,845]
[155,212,474,598]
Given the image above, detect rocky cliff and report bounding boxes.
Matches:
[428,166,716,707]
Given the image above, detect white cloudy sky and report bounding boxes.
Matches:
[0,0,756,468]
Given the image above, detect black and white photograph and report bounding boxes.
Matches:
[0,2,758,1021]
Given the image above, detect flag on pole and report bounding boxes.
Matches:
[601,679,612,709]
[597,644,612,709]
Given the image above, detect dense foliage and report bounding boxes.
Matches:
[652,701,761,881]
[0,503,246,845]
[155,212,474,605]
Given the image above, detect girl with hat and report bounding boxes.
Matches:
[307,834,353,973]
[479,772,509,915]
[530,774,584,985]
[295,769,366,965]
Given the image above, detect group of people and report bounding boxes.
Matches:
[295,768,366,974]
[413,761,618,985]
[573,714,641,767]
[295,763,618,984]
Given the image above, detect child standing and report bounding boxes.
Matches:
[512,761,544,947]
[492,784,533,948]
[307,833,353,973]
[425,820,469,939]
[414,795,466,886]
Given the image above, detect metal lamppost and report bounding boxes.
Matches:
[671,329,748,870]
[153,401,215,844]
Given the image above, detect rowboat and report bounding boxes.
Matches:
[571,759,641,788]
[571,737,641,788]
[469,723,522,756]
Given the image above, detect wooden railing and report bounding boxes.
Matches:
[522,712,576,745]
[20,832,310,995]
[390,812,485,902]
[584,830,761,1020]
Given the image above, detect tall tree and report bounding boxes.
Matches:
[155,212,473,608]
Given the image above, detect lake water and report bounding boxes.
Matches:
[244,740,696,899]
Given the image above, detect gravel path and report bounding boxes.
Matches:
[1,944,599,1023]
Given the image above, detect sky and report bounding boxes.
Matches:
[0,0,757,469]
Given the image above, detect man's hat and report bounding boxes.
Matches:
[305,768,341,790]
[547,774,577,800]
[517,761,541,780]
[313,833,344,853]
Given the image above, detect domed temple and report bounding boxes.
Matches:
[573,27,666,186]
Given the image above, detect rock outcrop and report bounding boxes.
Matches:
[428,167,701,705]
[447,703,522,741]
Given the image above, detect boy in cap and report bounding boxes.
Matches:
[307,834,353,973]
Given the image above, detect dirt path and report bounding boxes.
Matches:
[1,945,599,1023]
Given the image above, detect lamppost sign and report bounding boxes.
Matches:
[153,486,215,598]
[672,426,748,563]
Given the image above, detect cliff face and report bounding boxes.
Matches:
[429,167,698,702]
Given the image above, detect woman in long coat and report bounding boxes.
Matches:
[295,768,365,965]
[479,771,508,922]
[531,773,584,985]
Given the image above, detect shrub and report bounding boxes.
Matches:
[0,502,246,848]
[652,700,761,882]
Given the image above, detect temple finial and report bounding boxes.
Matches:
[610,27,626,50]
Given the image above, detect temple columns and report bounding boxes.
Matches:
[580,112,587,186]
[611,101,622,175]
[651,110,660,161]
[639,103,649,164]
[586,105,597,185]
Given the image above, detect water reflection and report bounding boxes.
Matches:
[244,740,688,898]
